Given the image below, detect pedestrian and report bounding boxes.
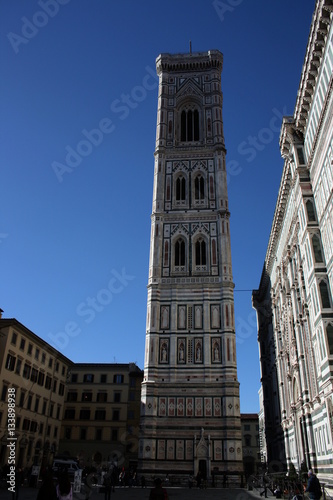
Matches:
[56,473,73,500]
[36,470,57,500]
[305,469,322,499]
[103,472,112,500]
[149,477,168,500]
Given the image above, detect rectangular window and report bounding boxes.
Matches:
[11,332,17,345]
[23,363,31,379]
[96,392,107,403]
[96,428,102,440]
[48,358,53,368]
[27,343,33,355]
[37,372,45,386]
[112,410,120,421]
[45,376,52,390]
[58,383,65,396]
[20,338,25,351]
[34,397,40,413]
[1,384,8,402]
[53,380,57,393]
[55,362,59,372]
[27,394,32,410]
[95,409,106,420]
[30,421,38,432]
[41,353,46,364]
[79,409,91,420]
[5,354,16,371]
[67,392,78,402]
[114,392,121,403]
[83,374,94,383]
[100,374,107,383]
[35,348,40,361]
[81,392,92,402]
[71,374,78,383]
[113,374,124,384]
[49,403,54,418]
[80,428,87,440]
[56,405,61,419]
[31,368,38,383]
[64,409,75,419]
[19,391,25,407]
[42,401,47,414]
[22,419,30,431]
[39,423,44,435]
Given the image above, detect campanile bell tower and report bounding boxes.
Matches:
[139,50,243,482]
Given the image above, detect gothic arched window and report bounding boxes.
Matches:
[195,239,206,266]
[195,175,205,201]
[312,234,324,263]
[181,108,199,141]
[319,280,331,309]
[176,175,186,201]
[306,199,316,222]
[175,239,185,267]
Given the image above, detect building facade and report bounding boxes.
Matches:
[0,318,72,469]
[253,0,333,484]
[58,363,143,470]
[241,413,260,478]
[139,50,243,482]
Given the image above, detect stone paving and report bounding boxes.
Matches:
[1,485,265,500]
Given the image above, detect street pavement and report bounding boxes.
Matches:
[1,485,268,500]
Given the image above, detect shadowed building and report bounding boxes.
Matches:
[253,0,333,485]
[138,50,243,483]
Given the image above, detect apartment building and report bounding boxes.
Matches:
[0,317,72,469]
[58,363,143,470]
[241,413,260,477]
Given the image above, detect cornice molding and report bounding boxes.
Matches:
[295,0,333,132]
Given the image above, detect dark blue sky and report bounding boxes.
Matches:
[0,0,315,412]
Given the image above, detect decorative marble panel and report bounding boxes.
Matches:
[178,305,186,329]
[177,397,185,417]
[159,397,167,417]
[157,439,166,460]
[167,440,175,460]
[194,305,203,329]
[204,397,212,416]
[211,304,221,329]
[168,397,176,416]
[177,338,186,364]
[214,440,223,461]
[176,440,184,460]
[213,397,222,417]
[195,397,203,417]
[160,306,170,330]
[194,338,203,363]
[186,397,194,416]
[160,339,169,364]
[212,337,221,363]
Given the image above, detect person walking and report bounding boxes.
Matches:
[305,469,322,499]
[149,477,168,500]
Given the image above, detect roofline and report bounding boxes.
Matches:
[0,318,73,365]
